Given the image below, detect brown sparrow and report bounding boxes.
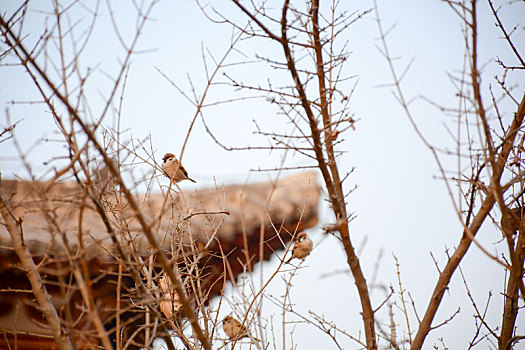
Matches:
[285,232,313,264]
[161,153,196,184]
[222,315,258,341]
[158,274,182,319]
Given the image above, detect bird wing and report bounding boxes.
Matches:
[180,164,189,177]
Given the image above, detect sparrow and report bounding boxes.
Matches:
[222,315,258,341]
[285,232,313,264]
[161,153,196,184]
[158,274,183,319]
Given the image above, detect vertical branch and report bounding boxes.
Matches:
[469,1,524,347]
[278,0,337,201]
[410,92,525,350]
[311,1,376,348]
[227,0,377,348]
[373,0,525,347]
[500,217,525,350]
[470,0,496,168]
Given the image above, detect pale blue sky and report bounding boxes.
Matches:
[1,0,524,348]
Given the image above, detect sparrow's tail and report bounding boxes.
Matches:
[234,334,260,342]
[187,177,197,183]
[285,256,293,264]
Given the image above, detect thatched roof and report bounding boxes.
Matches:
[0,171,320,349]
[1,171,319,253]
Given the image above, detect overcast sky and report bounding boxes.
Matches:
[1,0,524,349]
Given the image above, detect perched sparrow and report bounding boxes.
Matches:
[222,315,258,341]
[158,274,183,319]
[161,153,196,184]
[285,232,313,264]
